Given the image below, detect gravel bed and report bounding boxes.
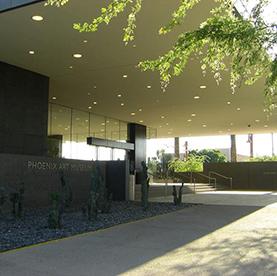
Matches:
[0,201,191,252]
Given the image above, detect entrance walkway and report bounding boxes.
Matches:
[152,190,277,206]
[1,194,277,275]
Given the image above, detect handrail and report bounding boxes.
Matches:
[193,172,217,189]
[209,171,233,190]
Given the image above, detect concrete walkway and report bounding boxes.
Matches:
[1,193,277,276]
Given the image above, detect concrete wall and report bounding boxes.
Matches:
[204,162,277,190]
[0,62,49,156]
[0,153,128,208]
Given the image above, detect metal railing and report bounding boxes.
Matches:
[209,171,233,190]
[193,172,217,189]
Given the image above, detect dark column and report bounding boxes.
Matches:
[0,62,49,156]
[230,134,237,162]
[127,123,146,184]
[174,137,180,159]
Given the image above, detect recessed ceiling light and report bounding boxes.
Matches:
[32,15,43,21]
[138,108,142,112]
[120,103,125,106]
[168,132,172,135]
[52,96,57,100]
[237,107,241,111]
[117,94,122,98]
[123,75,128,78]
[83,40,88,43]
[87,92,91,96]
[73,53,82,58]
[227,101,231,105]
[133,45,137,48]
[69,66,73,69]
[202,124,207,127]
[255,119,260,123]
[106,120,110,123]
[28,50,35,55]
[139,120,144,123]
[228,128,231,131]
[200,85,206,89]
[264,125,268,128]
[131,112,136,116]
[161,116,165,119]
[166,123,169,126]
[187,119,192,122]
[101,129,105,132]
[159,126,162,128]
[194,96,200,99]
[93,101,97,105]
[88,106,92,109]
[147,85,152,89]
[94,86,97,89]
[101,123,105,126]
[230,123,234,126]
[191,114,196,117]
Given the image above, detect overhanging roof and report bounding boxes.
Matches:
[0,0,276,138]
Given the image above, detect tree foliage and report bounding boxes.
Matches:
[46,0,277,111]
[189,149,227,163]
[169,154,205,173]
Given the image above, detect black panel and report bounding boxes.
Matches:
[106,161,127,201]
[0,61,49,156]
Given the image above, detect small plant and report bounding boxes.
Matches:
[9,183,25,218]
[48,192,62,229]
[172,183,184,206]
[141,161,150,210]
[0,187,7,216]
[87,191,98,221]
[60,171,72,210]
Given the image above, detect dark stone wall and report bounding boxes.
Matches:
[127,123,146,184]
[0,61,49,156]
[0,153,128,208]
[204,162,277,190]
[0,0,43,12]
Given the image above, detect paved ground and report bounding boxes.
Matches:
[152,190,277,206]
[1,192,277,276]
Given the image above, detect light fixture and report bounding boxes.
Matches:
[93,101,97,105]
[52,96,57,100]
[101,123,105,126]
[117,94,122,98]
[73,53,82,58]
[28,50,35,55]
[227,101,231,105]
[69,66,73,69]
[237,107,241,111]
[161,116,165,119]
[123,75,128,78]
[264,125,268,128]
[138,108,142,112]
[147,85,152,89]
[255,119,260,123]
[83,40,88,43]
[200,85,206,89]
[194,96,200,99]
[120,103,125,106]
[191,114,196,117]
[202,124,207,127]
[88,106,92,109]
[94,86,97,89]
[32,15,43,21]
[166,123,169,126]
[139,120,144,123]
[187,119,192,122]
[88,92,91,96]
[131,112,136,116]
